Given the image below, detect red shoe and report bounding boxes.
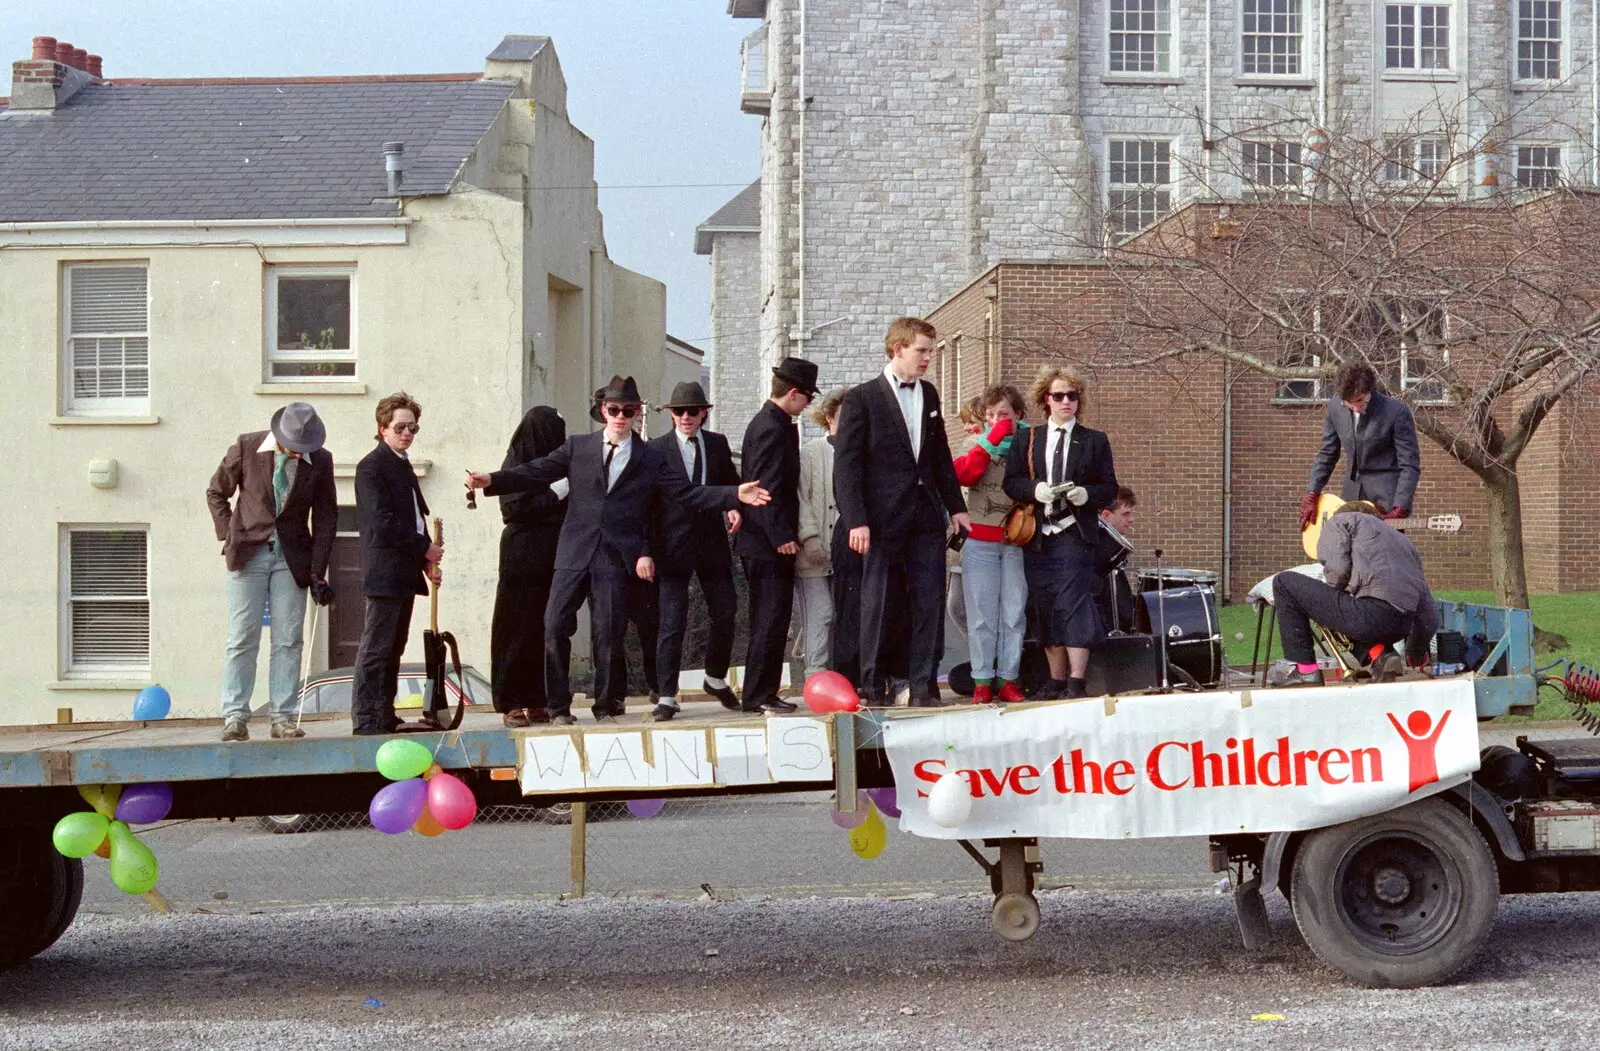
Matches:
[972,682,994,704]
[998,681,1026,704]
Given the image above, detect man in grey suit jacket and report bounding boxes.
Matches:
[1301,362,1421,528]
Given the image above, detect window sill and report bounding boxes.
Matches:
[1234,77,1315,90]
[51,414,160,426]
[253,382,368,396]
[47,678,151,691]
[1512,80,1575,93]
[1100,75,1184,87]
[1381,71,1457,84]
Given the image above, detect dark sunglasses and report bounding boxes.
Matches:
[1047,390,1080,403]
[392,422,421,434]
[669,406,705,417]
[604,403,640,419]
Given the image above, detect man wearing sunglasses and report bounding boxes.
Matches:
[466,376,770,724]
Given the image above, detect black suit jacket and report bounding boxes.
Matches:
[648,428,738,573]
[834,374,965,539]
[488,431,739,573]
[735,401,801,560]
[1002,422,1118,546]
[355,441,431,598]
[1308,389,1421,512]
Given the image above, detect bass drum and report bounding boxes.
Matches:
[1136,585,1223,688]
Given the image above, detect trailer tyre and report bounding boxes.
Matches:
[991,892,1041,942]
[0,830,85,970]
[1290,797,1498,988]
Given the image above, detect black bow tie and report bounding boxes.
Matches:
[898,380,917,390]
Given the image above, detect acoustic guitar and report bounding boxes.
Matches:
[1301,492,1462,559]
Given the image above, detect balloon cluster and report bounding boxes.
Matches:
[802,671,862,714]
[829,787,899,859]
[52,782,172,895]
[369,739,477,836]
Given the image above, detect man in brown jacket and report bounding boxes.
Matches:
[206,403,337,740]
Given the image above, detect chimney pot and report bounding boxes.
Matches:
[383,142,406,195]
[54,41,74,66]
[31,37,56,60]
[86,54,102,78]
[70,47,88,71]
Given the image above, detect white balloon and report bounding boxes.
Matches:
[927,771,973,827]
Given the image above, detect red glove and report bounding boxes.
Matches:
[1298,491,1320,530]
[983,416,1015,445]
[1383,506,1410,520]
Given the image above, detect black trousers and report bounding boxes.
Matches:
[859,525,946,704]
[545,551,633,718]
[1274,572,1414,665]
[656,562,738,698]
[603,576,659,705]
[490,572,553,713]
[742,553,796,708]
[830,520,911,689]
[352,594,415,732]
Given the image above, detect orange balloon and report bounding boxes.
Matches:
[802,670,861,714]
[413,806,446,837]
[424,763,443,782]
[94,835,112,859]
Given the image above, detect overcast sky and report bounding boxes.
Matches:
[0,1,758,344]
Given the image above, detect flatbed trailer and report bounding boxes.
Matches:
[4,600,1598,989]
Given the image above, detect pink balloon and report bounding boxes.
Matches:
[830,791,871,829]
[426,772,477,831]
[803,670,861,714]
[627,798,666,819]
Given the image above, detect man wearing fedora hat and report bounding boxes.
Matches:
[647,381,743,720]
[735,357,820,714]
[207,402,338,741]
[467,376,771,724]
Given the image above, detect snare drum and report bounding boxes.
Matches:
[1138,567,1219,592]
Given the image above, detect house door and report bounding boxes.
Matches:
[328,507,365,668]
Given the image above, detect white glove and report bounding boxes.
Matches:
[1034,482,1057,505]
[550,477,571,500]
[1063,485,1088,507]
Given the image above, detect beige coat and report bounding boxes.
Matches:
[796,435,835,578]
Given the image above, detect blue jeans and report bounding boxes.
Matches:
[220,543,307,723]
[961,537,1027,681]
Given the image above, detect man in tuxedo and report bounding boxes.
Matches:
[648,381,743,720]
[1301,361,1421,529]
[736,358,819,714]
[467,376,769,724]
[206,402,337,741]
[351,392,445,736]
[834,317,971,706]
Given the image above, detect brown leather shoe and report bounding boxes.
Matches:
[503,709,533,728]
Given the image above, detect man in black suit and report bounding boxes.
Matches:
[352,392,445,736]
[835,317,970,706]
[647,381,743,721]
[467,376,769,724]
[736,358,819,714]
[1301,361,1421,529]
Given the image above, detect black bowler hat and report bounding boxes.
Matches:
[664,381,713,411]
[772,357,820,396]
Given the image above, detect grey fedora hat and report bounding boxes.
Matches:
[663,380,713,411]
[270,402,327,454]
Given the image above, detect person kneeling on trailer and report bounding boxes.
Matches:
[1272,500,1436,688]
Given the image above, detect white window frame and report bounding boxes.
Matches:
[1107,0,1176,78]
[1515,143,1565,188]
[1383,3,1455,75]
[1514,1,1565,83]
[1381,135,1453,185]
[1239,0,1305,77]
[1273,295,1452,405]
[1105,137,1179,242]
[60,525,151,679]
[265,265,358,382]
[1240,140,1304,198]
[62,262,150,416]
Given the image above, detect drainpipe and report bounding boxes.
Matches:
[589,245,605,424]
[1593,0,1599,182]
[797,0,808,347]
[1317,0,1327,128]
[1202,0,1213,193]
[1222,360,1234,602]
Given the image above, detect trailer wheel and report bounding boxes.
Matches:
[1290,797,1498,988]
[991,892,1041,942]
[0,830,85,971]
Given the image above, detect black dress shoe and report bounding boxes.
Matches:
[550,713,579,726]
[1276,667,1326,688]
[760,698,799,714]
[651,704,678,722]
[705,682,741,710]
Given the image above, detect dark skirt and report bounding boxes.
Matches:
[1025,528,1105,649]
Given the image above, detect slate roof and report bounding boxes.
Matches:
[0,75,517,222]
[694,179,760,254]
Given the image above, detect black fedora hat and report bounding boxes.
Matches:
[588,386,606,424]
[663,381,713,411]
[772,357,820,396]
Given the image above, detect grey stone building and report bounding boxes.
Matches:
[706,0,1599,436]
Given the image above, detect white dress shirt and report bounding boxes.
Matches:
[603,433,633,492]
[676,430,705,484]
[385,444,426,536]
[884,363,924,458]
[1041,418,1076,536]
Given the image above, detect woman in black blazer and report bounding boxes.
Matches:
[1002,365,1119,700]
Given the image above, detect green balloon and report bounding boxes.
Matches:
[107,820,159,895]
[53,810,110,859]
[374,738,433,782]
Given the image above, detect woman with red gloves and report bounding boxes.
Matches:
[951,385,1030,704]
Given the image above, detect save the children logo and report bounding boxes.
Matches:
[1387,709,1450,794]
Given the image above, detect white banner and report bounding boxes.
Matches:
[883,680,1480,840]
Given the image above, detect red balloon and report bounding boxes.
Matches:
[426,772,478,831]
[802,671,861,714]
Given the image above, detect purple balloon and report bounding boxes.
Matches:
[868,786,901,819]
[627,798,666,819]
[114,782,174,825]
[369,778,427,835]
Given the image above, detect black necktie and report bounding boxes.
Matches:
[1052,428,1066,487]
[604,442,617,487]
[1348,412,1361,481]
[691,437,703,486]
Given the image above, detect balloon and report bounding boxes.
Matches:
[627,798,666,819]
[848,806,888,859]
[94,837,112,860]
[426,772,477,831]
[412,805,446,838]
[868,786,901,819]
[133,684,171,720]
[424,763,442,781]
[53,811,110,858]
[829,791,872,829]
[369,778,427,834]
[114,782,173,825]
[374,739,434,782]
[802,670,861,714]
[927,771,974,828]
[78,783,122,819]
[106,821,160,895]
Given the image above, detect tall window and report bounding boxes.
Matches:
[1107,139,1175,239]
[65,264,149,414]
[266,266,356,380]
[1516,145,1563,188]
[1517,2,1562,80]
[1241,0,1303,76]
[1109,0,1173,74]
[1276,297,1449,403]
[1385,4,1452,70]
[62,527,149,677]
[1241,141,1303,195]
[1383,136,1451,183]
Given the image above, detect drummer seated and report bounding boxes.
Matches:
[1272,501,1437,688]
[1092,486,1138,634]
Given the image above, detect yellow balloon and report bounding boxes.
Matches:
[78,783,123,819]
[848,805,887,860]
